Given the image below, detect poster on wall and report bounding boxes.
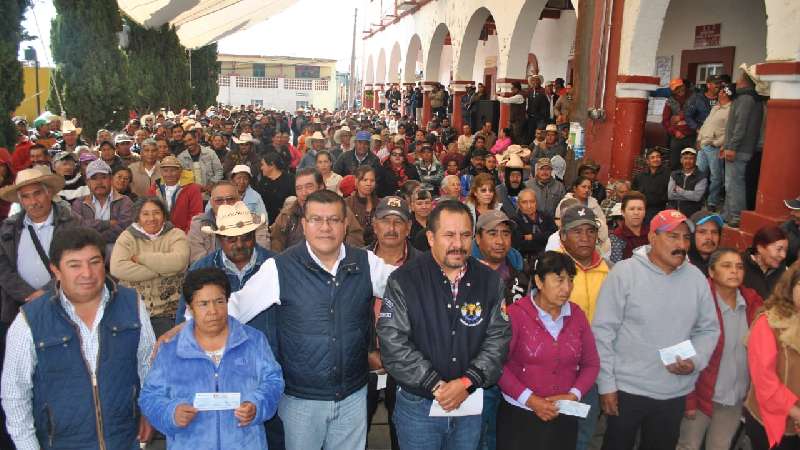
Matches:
[694,24,721,48]
[655,56,673,87]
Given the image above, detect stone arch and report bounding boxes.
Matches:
[375,48,387,84]
[454,7,497,81]
[425,23,452,83]
[404,34,423,83]
[502,0,550,79]
[616,0,671,77]
[365,54,375,84]
[388,42,402,84]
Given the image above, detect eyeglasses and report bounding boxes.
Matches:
[212,196,237,205]
[306,216,344,227]
[390,152,404,157]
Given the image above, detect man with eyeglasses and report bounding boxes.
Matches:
[270,168,364,252]
[215,189,397,450]
[187,180,270,263]
[174,200,284,449]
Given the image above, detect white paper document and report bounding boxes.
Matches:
[377,373,388,390]
[556,400,591,418]
[193,392,241,411]
[429,388,484,417]
[659,340,697,366]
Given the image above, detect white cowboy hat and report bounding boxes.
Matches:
[504,144,532,160]
[233,133,255,144]
[0,166,65,203]
[334,126,352,144]
[497,152,525,169]
[201,201,266,237]
[307,131,325,142]
[60,120,82,135]
[739,63,770,97]
[231,165,252,177]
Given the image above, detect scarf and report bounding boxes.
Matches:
[766,308,800,354]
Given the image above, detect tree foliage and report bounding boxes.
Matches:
[190,43,220,110]
[49,0,130,139]
[0,0,30,149]
[126,20,191,113]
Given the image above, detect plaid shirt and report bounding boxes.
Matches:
[445,265,468,310]
[600,197,619,219]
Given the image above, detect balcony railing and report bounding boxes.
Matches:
[219,76,330,91]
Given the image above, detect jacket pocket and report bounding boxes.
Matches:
[45,404,55,447]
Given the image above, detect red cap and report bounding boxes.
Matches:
[339,175,356,198]
[650,209,695,233]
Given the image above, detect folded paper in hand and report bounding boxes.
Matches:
[659,340,697,366]
[429,388,484,417]
[193,392,241,411]
[556,400,591,418]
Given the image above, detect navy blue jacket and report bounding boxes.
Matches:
[274,242,373,401]
[22,282,141,450]
[176,245,276,351]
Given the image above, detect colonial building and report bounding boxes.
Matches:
[359,0,800,248]
[216,54,338,111]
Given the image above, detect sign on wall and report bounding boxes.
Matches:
[655,56,673,87]
[694,24,721,49]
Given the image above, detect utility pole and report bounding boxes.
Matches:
[348,8,358,110]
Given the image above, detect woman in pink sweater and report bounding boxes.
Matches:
[497,251,600,450]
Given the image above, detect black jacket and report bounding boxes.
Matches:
[377,252,511,399]
[333,150,382,177]
[743,249,786,300]
[512,210,557,265]
[632,167,670,215]
[526,89,550,121]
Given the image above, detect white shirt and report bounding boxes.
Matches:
[1,288,156,450]
[17,210,55,290]
[163,184,179,211]
[227,242,397,324]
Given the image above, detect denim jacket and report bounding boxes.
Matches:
[139,317,284,450]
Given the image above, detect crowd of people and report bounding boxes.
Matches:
[0,63,796,450]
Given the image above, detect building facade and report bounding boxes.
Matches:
[358,0,800,249]
[216,54,338,111]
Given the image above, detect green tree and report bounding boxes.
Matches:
[190,43,220,109]
[126,20,191,113]
[0,0,30,149]
[49,0,130,139]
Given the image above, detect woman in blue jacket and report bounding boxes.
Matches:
[139,267,284,449]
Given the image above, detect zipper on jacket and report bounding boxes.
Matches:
[70,321,107,450]
[215,369,221,450]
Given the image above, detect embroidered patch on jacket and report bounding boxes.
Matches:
[459,302,484,327]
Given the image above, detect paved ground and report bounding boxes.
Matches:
[145,403,392,450]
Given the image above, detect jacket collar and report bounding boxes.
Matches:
[175,316,250,360]
[297,241,362,277]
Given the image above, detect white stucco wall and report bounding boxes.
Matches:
[656,0,767,81]
[471,34,499,84]
[530,11,577,83]
[216,78,337,111]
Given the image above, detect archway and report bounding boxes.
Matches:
[503,0,550,80]
[404,34,423,83]
[388,42,402,84]
[425,23,452,85]
[364,54,375,84]
[375,48,387,85]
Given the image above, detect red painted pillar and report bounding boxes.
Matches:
[609,76,660,179]
[724,61,800,249]
[421,83,433,128]
[373,84,383,111]
[450,81,470,130]
[362,84,372,111]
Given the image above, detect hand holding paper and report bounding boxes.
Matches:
[193,392,241,411]
[430,388,484,417]
[659,340,697,366]
[556,400,591,418]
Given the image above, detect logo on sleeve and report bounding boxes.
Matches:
[459,302,484,327]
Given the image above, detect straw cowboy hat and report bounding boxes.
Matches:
[739,63,770,97]
[497,152,525,169]
[233,133,255,144]
[334,126,352,144]
[307,131,326,142]
[60,120,82,135]
[0,166,65,203]
[496,144,531,165]
[201,201,266,237]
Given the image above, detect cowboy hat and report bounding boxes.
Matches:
[60,120,82,135]
[497,152,524,169]
[0,166,65,203]
[739,63,770,97]
[201,201,266,237]
[233,133,255,144]
[578,159,601,174]
[503,144,532,160]
[307,131,325,142]
[334,126,352,144]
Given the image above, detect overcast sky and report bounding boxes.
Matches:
[21,0,361,72]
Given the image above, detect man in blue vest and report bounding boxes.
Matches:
[1,226,156,449]
[225,189,396,450]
